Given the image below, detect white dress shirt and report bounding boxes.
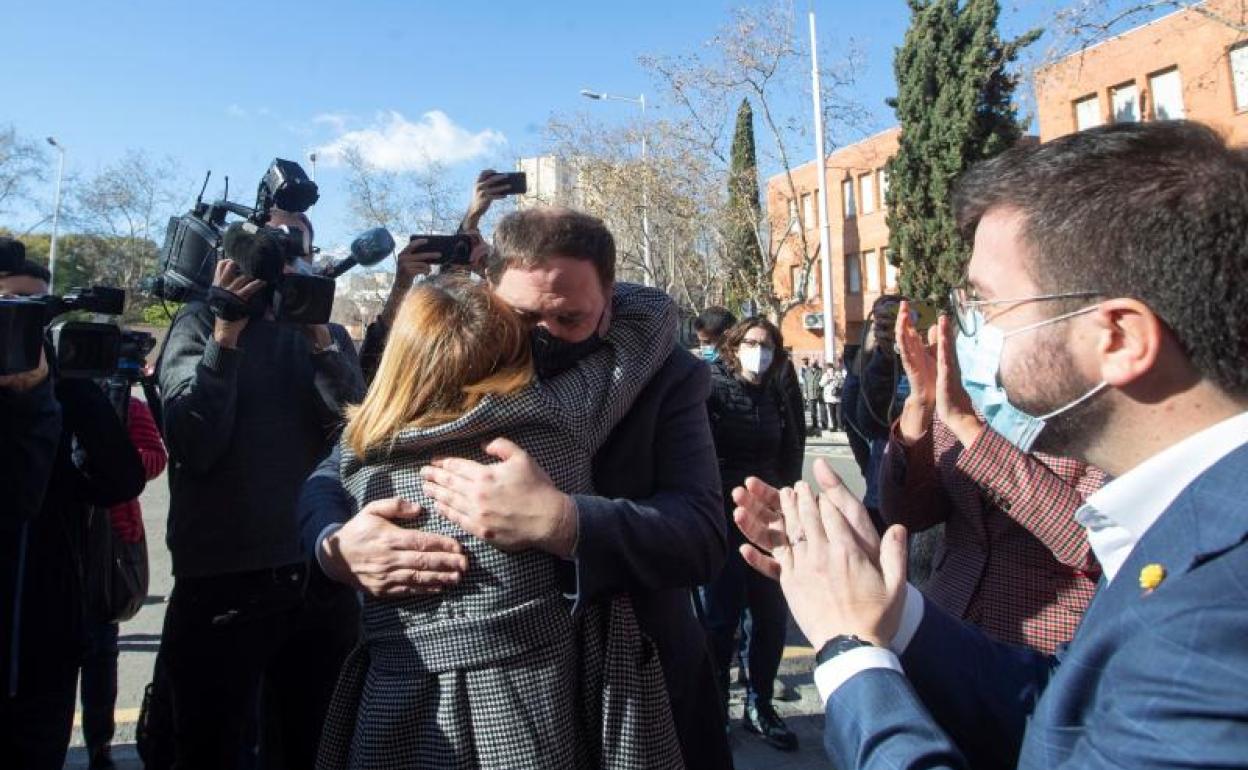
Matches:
[813,410,1248,705]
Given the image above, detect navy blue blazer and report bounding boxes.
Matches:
[822,442,1248,769]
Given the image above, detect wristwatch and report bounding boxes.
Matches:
[815,634,876,665]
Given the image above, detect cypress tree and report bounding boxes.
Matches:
[726,97,765,312]
[886,0,1040,301]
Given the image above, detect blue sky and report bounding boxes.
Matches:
[5,0,1097,251]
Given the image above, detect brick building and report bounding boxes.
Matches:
[765,127,900,363]
[766,1,1248,363]
[1035,0,1248,142]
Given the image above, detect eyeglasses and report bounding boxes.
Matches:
[948,287,1102,335]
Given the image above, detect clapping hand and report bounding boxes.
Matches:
[733,459,908,651]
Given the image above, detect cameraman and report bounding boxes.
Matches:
[156,216,364,768]
[0,256,145,769]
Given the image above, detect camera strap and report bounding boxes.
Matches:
[207,286,253,322]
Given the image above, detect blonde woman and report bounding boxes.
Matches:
[317,274,683,770]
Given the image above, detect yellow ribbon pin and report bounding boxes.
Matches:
[1139,563,1166,592]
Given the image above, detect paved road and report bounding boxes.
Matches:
[66,433,861,769]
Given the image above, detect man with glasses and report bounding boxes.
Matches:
[876,290,1106,654]
[733,120,1248,769]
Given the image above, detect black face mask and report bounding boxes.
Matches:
[530,325,604,379]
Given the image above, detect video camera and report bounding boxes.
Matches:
[149,158,317,304]
[149,158,391,325]
[0,236,130,378]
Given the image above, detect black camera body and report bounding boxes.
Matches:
[0,286,127,377]
[410,234,475,266]
[149,159,319,304]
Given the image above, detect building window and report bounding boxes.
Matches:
[883,248,899,290]
[1074,94,1102,131]
[1232,44,1248,111]
[860,174,875,215]
[1148,68,1184,120]
[791,263,818,298]
[863,249,880,292]
[1111,82,1140,123]
[842,179,856,219]
[801,192,815,229]
[878,168,889,208]
[787,198,799,232]
[845,253,861,293]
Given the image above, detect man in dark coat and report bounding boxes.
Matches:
[300,207,733,769]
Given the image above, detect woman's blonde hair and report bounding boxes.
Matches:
[344,274,533,457]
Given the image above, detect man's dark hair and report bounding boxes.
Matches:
[0,258,51,284]
[952,120,1248,398]
[488,207,615,286]
[694,306,737,338]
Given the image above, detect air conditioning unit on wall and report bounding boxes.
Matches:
[803,313,825,330]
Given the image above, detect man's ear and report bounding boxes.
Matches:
[1090,298,1163,389]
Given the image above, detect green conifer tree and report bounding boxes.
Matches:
[726,98,766,312]
[886,0,1040,301]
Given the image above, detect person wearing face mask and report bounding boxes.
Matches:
[879,300,1106,654]
[155,216,365,769]
[700,318,805,751]
[300,207,733,769]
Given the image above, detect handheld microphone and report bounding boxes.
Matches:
[323,227,395,279]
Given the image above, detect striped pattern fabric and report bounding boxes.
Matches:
[317,284,684,770]
[881,419,1107,654]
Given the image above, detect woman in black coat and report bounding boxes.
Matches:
[701,317,804,752]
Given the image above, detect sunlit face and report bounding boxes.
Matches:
[492,257,609,342]
[966,206,1107,454]
[0,274,49,297]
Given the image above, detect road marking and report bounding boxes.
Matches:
[74,707,141,728]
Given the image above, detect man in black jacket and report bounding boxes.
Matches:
[156,220,364,768]
[0,257,145,769]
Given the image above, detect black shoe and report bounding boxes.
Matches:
[88,745,116,769]
[775,678,801,702]
[743,700,798,752]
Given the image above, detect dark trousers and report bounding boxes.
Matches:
[80,621,120,751]
[159,563,359,770]
[807,399,825,430]
[0,658,78,769]
[702,514,788,714]
[827,401,843,431]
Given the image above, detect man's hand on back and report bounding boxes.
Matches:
[419,438,579,557]
[320,498,468,597]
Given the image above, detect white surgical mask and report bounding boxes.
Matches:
[739,346,774,376]
[956,306,1107,452]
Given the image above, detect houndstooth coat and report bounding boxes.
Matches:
[317,284,685,770]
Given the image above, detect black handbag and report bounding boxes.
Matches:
[83,506,150,624]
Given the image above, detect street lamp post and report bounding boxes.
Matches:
[46,137,66,293]
[806,7,837,365]
[309,152,318,181]
[580,88,653,287]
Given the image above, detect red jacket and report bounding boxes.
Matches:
[881,418,1106,654]
[108,398,167,543]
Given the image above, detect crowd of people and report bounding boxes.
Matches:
[1,118,1246,770]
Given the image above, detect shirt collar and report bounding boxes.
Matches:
[1076,410,1248,582]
